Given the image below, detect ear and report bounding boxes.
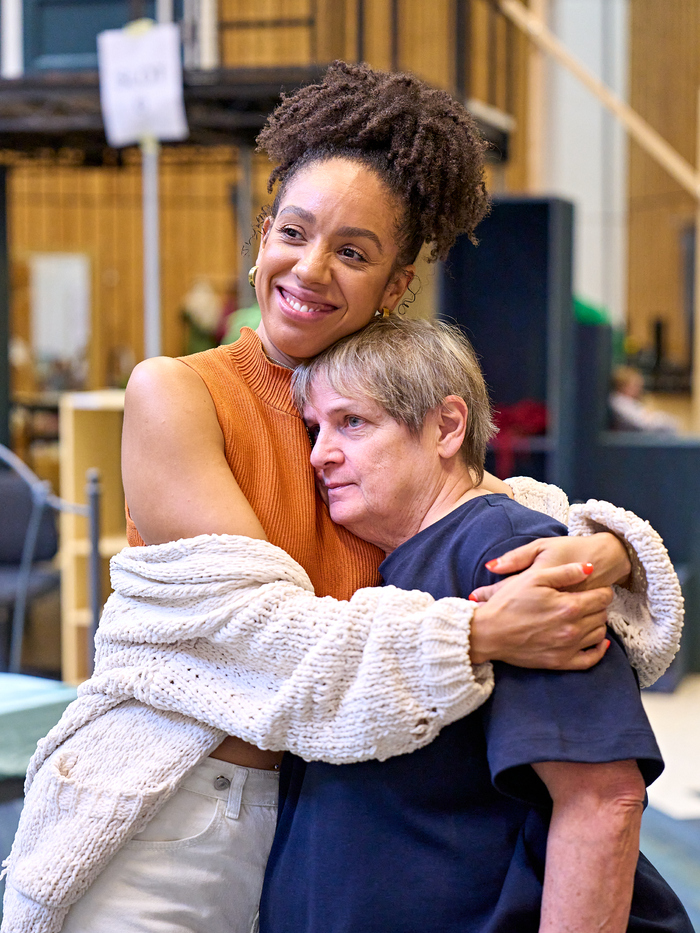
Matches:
[381,265,415,311]
[256,215,273,264]
[435,396,468,460]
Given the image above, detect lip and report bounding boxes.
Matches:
[324,481,355,494]
[275,286,339,322]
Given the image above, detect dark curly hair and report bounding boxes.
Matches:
[256,61,489,265]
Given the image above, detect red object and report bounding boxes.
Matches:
[491,399,547,479]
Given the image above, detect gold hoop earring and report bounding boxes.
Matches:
[381,307,392,318]
[248,266,258,289]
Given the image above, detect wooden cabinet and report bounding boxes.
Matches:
[59,389,126,684]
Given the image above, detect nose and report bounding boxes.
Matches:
[293,241,332,286]
[309,425,343,470]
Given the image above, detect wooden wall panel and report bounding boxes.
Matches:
[219,0,316,67]
[8,148,273,388]
[628,0,700,364]
[398,0,452,90]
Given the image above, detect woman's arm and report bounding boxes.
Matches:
[122,357,267,544]
[121,362,610,675]
[533,759,646,933]
[471,478,684,686]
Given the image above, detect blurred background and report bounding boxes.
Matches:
[0,0,698,925]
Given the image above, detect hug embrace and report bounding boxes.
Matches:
[2,61,692,933]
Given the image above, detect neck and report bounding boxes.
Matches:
[256,323,301,370]
[382,465,488,555]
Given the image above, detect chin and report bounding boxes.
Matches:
[328,504,364,535]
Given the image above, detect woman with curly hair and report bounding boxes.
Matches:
[2,62,681,933]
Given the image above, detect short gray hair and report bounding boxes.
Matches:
[292,317,496,484]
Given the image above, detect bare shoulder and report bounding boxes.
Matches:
[122,356,266,544]
[125,356,215,421]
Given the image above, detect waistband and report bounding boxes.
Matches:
[181,755,279,815]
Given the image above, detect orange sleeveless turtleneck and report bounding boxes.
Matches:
[126,328,383,601]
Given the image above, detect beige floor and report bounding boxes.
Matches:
[642,674,700,819]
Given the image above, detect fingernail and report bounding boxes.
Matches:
[468,593,479,602]
[582,562,594,575]
[485,559,499,571]
[603,638,611,652]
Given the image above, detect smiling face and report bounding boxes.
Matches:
[254,158,414,366]
[303,376,456,553]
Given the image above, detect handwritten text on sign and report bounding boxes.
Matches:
[98,23,188,148]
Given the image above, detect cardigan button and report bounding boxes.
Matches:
[214,775,231,791]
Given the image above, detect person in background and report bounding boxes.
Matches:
[609,365,679,433]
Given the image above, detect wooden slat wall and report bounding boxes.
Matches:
[8,0,529,389]
[8,148,274,387]
[628,0,700,365]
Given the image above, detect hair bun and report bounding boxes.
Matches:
[257,61,489,261]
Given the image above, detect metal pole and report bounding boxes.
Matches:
[141,135,161,359]
[9,486,47,673]
[356,0,365,62]
[237,145,255,309]
[1,0,23,78]
[0,167,9,449]
[390,0,399,72]
[693,88,700,432]
[156,0,174,24]
[86,468,102,672]
[454,0,469,101]
[199,0,219,70]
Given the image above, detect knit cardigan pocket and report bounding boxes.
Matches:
[2,701,223,933]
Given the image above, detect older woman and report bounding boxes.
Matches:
[260,317,692,933]
[2,64,681,933]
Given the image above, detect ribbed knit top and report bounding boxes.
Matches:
[126,328,383,600]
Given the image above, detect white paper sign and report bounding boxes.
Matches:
[98,22,189,147]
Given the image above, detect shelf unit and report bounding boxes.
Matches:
[59,389,126,684]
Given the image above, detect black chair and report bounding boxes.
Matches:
[0,444,101,674]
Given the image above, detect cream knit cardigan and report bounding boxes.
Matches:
[1,481,684,933]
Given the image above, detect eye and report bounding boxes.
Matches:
[280,225,304,240]
[346,415,365,429]
[305,423,320,446]
[339,246,367,262]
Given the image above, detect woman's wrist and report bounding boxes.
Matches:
[598,532,632,588]
[469,602,494,665]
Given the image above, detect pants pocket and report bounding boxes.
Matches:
[128,786,222,846]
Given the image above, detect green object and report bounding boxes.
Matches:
[573,296,611,326]
[221,305,262,345]
[0,674,77,778]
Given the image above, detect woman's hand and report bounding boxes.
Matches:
[470,562,613,670]
[469,532,631,603]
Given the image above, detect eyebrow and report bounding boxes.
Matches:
[278,206,384,254]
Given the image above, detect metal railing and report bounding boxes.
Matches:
[0,443,101,674]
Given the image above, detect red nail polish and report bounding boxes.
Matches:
[603,638,611,651]
[468,593,479,602]
[582,562,594,575]
[485,559,499,571]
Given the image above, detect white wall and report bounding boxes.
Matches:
[545,0,629,328]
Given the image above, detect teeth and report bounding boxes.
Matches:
[283,289,324,313]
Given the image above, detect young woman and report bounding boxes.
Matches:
[2,63,681,933]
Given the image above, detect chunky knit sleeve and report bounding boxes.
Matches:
[506,477,683,687]
[75,535,493,766]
